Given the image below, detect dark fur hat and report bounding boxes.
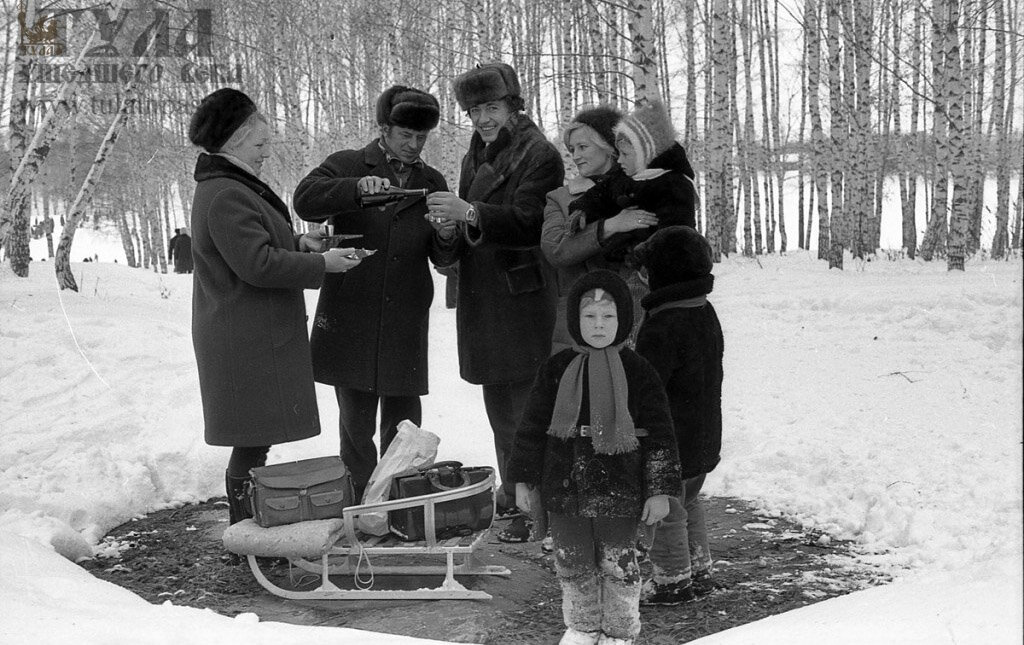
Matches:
[633,226,714,293]
[565,105,623,150]
[188,88,257,153]
[454,63,524,111]
[376,85,440,131]
[566,270,634,347]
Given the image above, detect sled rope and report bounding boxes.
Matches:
[54,272,111,390]
[353,543,375,590]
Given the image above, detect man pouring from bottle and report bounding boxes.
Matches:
[294,85,454,500]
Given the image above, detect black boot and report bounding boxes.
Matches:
[224,471,252,525]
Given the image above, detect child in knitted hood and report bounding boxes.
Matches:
[508,270,681,645]
[565,100,697,264]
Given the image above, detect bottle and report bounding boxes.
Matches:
[357,186,429,208]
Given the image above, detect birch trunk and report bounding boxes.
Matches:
[805,0,830,259]
[920,0,952,261]
[626,0,662,105]
[2,2,121,254]
[56,12,162,290]
[942,0,971,271]
[706,0,735,260]
[989,0,1010,258]
[825,1,846,268]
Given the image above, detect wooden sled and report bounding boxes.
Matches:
[222,468,510,601]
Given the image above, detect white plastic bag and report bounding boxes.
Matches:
[356,419,440,535]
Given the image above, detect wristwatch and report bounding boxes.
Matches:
[465,204,478,227]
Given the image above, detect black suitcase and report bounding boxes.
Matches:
[388,461,494,541]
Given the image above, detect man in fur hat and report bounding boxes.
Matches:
[293,85,453,499]
[428,63,565,542]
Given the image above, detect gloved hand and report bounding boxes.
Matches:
[641,494,671,525]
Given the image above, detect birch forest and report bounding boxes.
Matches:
[1,0,1022,286]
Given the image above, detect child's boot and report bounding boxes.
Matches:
[559,628,601,645]
[641,572,695,606]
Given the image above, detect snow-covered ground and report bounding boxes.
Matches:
[1,247,1021,644]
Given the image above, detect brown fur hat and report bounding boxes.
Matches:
[453,63,524,111]
[376,85,440,131]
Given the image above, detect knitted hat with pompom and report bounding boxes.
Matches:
[613,100,677,170]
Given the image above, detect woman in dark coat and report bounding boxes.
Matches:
[426,63,564,540]
[188,88,360,532]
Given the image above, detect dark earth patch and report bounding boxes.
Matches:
[80,496,890,643]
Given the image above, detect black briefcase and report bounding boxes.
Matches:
[388,461,494,541]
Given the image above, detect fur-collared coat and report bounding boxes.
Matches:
[634,282,724,479]
[293,140,450,395]
[507,347,682,518]
[435,115,565,385]
[190,154,325,447]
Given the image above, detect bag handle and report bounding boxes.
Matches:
[426,469,472,491]
[421,460,463,472]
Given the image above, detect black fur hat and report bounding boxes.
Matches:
[453,63,524,112]
[633,226,714,294]
[566,270,634,347]
[188,88,257,153]
[376,85,441,131]
[565,105,623,150]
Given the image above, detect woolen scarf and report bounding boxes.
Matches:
[548,343,639,455]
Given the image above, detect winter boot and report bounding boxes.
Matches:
[224,471,253,525]
[597,636,634,645]
[640,578,695,606]
[559,628,601,645]
[691,571,727,596]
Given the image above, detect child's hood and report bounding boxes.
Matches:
[565,270,634,347]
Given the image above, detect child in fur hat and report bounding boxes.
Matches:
[508,270,681,645]
[633,226,725,605]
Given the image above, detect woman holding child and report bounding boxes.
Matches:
[541,106,659,352]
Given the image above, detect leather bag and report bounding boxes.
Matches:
[247,456,354,528]
[388,461,494,541]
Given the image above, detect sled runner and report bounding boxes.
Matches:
[222,467,510,601]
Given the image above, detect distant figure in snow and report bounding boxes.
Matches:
[170,226,194,274]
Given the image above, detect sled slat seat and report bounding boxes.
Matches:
[222,468,510,601]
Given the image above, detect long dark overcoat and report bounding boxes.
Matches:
[190,154,326,447]
[507,348,682,518]
[293,141,450,396]
[435,116,565,385]
[635,283,724,479]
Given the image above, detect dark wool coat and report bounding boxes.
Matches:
[634,282,724,479]
[293,140,450,395]
[435,115,565,384]
[507,347,682,517]
[190,154,325,447]
[170,233,194,273]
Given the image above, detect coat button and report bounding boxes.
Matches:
[562,479,569,488]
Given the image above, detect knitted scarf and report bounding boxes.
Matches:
[548,344,639,455]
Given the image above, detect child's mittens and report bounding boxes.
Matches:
[641,494,672,525]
